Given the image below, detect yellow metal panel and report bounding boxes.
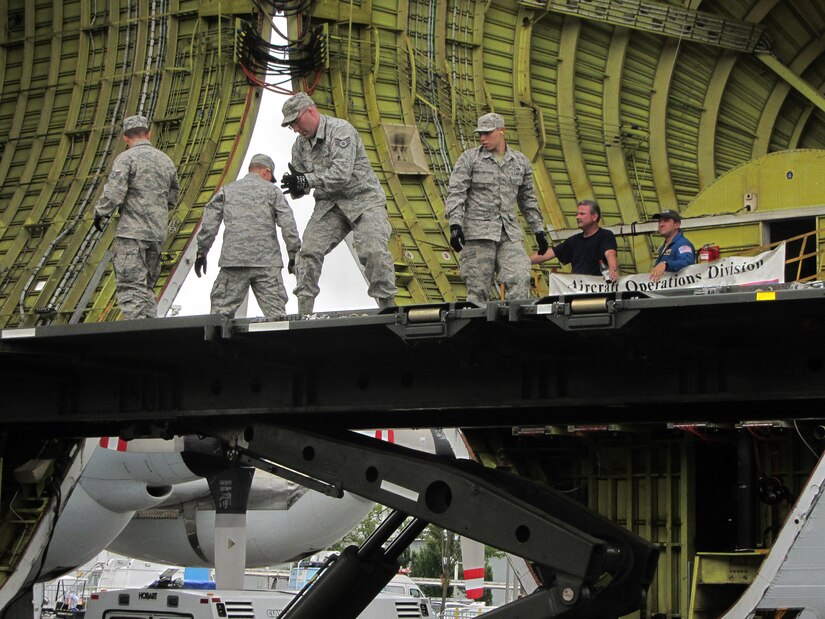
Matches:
[360,27,455,303]
[513,6,565,232]
[753,38,825,157]
[758,52,825,118]
[698,52,736,189]
[273,3,825,616]
[687,150,825,218]
[0,2,264,327]
[649,38,678,212]
[557,16,595,204]
[604,26,651,271]
[684,224,762,255]
[511,14,558,256]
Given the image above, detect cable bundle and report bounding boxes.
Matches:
[239,20,325,79]
[260,0,314,17]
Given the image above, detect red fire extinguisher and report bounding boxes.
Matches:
[699,244,720,262]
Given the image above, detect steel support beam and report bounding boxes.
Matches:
[649,38,678,212]
[197,424,659,619]
[756,52,825,122]
[558,17,594,203]
[604,27,651,269]
[4,290,825,437]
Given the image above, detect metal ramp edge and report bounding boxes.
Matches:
[721,447,825,618]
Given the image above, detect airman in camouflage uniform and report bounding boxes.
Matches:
[195,154,301,319]
[94,115,179,319]
[444,113,548,304]
[280,92,398,316]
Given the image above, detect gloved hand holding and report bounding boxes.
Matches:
[94,213,108,233]
[287,258,296,275]
[535,231,549,256]
[449,224,465,252]
[280,163,309,197]
[194,251,207,278]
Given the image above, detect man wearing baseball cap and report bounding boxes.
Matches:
[649,210,695,282]
[279,92,397,316]
[93,114,179,319]
[195,154,301,319]
[444,112,548,304]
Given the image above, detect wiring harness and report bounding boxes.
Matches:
[238,1,326,94]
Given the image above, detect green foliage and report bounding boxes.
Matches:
[328,504,388,552]
[407,525,461,611]
[330,510,503,607]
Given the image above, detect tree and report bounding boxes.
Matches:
[329,504,389,552]
[329,509,505,607]
[408,525,461,611]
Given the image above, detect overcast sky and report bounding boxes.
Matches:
[173,87,374,317]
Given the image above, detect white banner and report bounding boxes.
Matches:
[546,244,786,296]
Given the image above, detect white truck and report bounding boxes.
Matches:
[84,586,434,619]
[381,574,428,601]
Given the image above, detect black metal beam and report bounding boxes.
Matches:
[196,423,658,619]
[3,288,825,437]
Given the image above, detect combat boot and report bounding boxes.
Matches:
[297,296,315,318]
[376,297,396,311]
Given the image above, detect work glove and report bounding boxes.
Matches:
[535,231,549,255]
[94,213,108,233]
[194,252,207,278]
[449,224,465,252]
[287,258,296,275]
[280,163,309,197]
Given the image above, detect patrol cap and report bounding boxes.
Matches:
[474,113,505,133]
[123,115,149,132]
[653,210,682,222]
[249,154,275,171]
[281,92,315,126]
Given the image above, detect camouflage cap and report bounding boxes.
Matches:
[249,154,275,171]
[281,92,315,127]
[474,112,505,133]
[123,115,149,132]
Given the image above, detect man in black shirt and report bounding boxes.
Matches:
[531,199,619,280]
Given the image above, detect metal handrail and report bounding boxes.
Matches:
[730,226,825,282]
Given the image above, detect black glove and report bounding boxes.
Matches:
[449,224,465,252]
[535,231,549,255]
[194,252,207,278]
[287,258,296,275]
[280,163,309,197]
[94,213,108,233]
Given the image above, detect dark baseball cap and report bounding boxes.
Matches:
[653,210,682,222]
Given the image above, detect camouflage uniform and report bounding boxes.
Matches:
[197,170,301,319]
[95,116,179,319]
[288,113,397,313]
[445,145,544,303]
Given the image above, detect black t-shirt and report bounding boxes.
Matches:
[552,228,618,275]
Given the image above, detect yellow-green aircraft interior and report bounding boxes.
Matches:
[0,0,268,328]
[3,1,825,617]
[282,0,825,306]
